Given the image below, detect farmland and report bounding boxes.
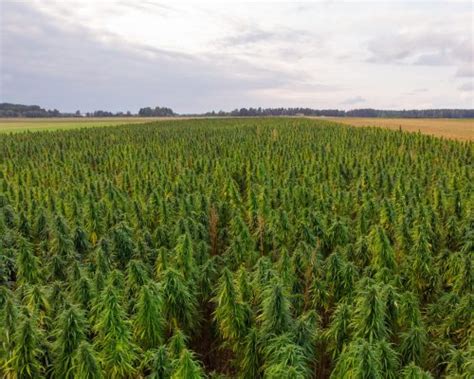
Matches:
[1,117,473,142]
[0,117,177,133]
[0,117,177,134]
[0,118,473,378]
[325,117,474,141]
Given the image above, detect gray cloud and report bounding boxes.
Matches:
[366,29,472,81]
[217,27,310,48]
[1,1,472,111]
[218,29,277,47]
[1,2,328,113]
[402,88,430,97]
[411,88,428,93]
[456,64,474,78]
[116,0,178,14]
[459,82,474,92]
[341,96,365,105]
[414,52,450,66]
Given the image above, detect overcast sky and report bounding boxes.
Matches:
[1,0,473,113]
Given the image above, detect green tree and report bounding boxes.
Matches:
[53,305,86,379]
[72,341,103,379]
[9,312,44,379]
[162,268,198,331]
[331,338,382,379]
[171,348,205,379]
[93,284,137,378]
[401,363,433,379]
[400,325,427,366]
[351,281,387,342]
[146,346,172,379]
[213,268,249,347]
[258,280,292,338]
[134,283,165,349]
[15,238,40,285]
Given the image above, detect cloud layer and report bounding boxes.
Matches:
[1,1,472,112]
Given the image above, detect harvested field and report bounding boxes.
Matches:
[324,117,474,141]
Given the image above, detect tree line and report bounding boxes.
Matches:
[1,102,473,118]
[0,104,174,118]
[201,107,474,118]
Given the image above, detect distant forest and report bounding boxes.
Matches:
[0,104,174,118]
[200,107,474,118]
[1,103,473,118]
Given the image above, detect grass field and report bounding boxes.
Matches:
[0,117,176,133]
[325,117,474,141]
[1,117,473,141]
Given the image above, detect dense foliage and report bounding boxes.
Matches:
[0,118,472,378]
[200,108,474,118]
[3,102,474,119]
[138,107,175,117]
[0,103,64,118]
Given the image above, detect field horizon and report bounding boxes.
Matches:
[1,116,473,141]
